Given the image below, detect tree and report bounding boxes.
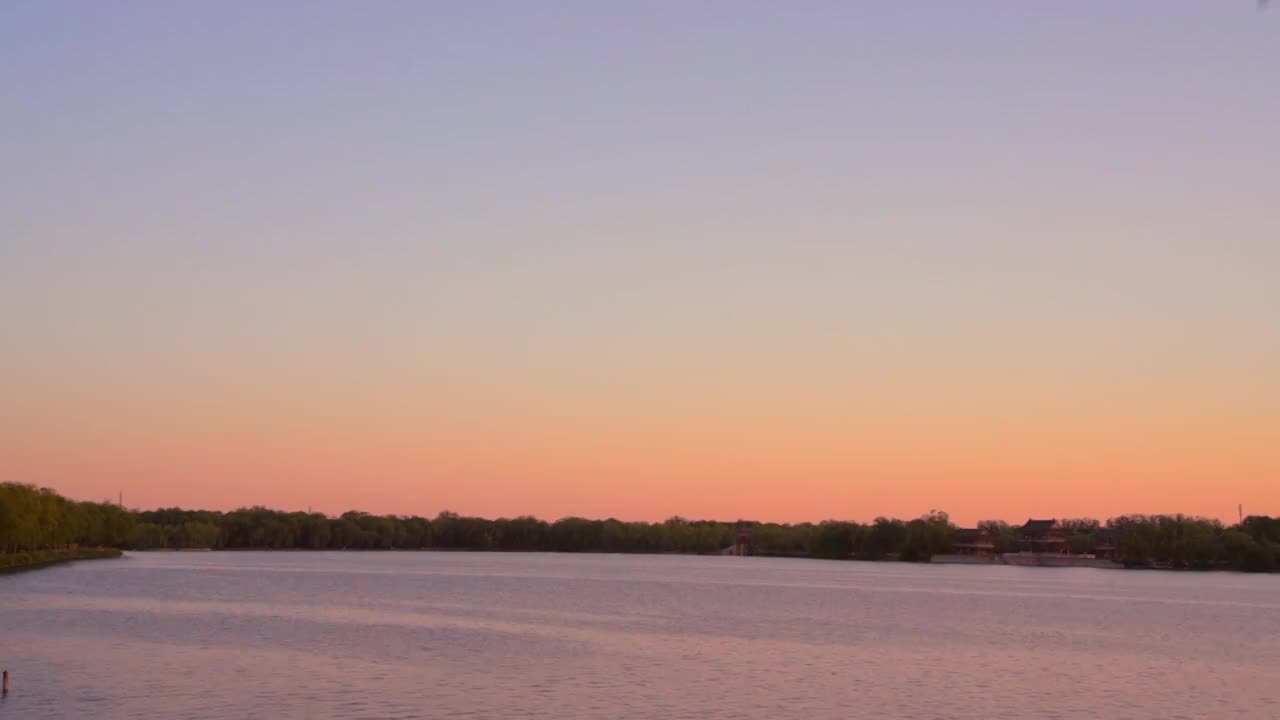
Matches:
[978,520,1020,554]
[860,518,907,561]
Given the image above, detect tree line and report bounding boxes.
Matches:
[2,482,1277,571]
[0,482,136,553]
[973,515,1279,571]
[128,506,960,561]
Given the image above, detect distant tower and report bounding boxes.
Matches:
[734,523,752,556]
[119,491,123,509]
[1239,504,1244,523]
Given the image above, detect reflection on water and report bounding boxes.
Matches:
[1,552,1278,718]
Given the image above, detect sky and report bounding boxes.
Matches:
[2,1,1277,526]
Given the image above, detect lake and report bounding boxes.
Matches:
[1,552,1278,719]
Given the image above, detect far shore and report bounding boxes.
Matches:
[116,546,1271,573]
[6,546,1273,575]
[0,547,123,575]
[5,482,1278,574]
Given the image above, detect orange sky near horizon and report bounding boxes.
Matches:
[6,351,1277,526]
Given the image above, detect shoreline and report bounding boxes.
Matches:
[932,552,1123,569]
[6,546,1273,574]
[122,546,1274,573]
[0,547,124,575]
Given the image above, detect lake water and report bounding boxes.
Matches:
[1,552,1278,719]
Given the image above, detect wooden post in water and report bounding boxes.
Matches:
[2,669,9,696]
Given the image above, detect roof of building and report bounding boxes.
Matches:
[1020,519,1057,535]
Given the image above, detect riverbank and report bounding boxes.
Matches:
[931,552,1122,569]
[0,547,123,575]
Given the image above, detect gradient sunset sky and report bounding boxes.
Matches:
[3,1,1277,525]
